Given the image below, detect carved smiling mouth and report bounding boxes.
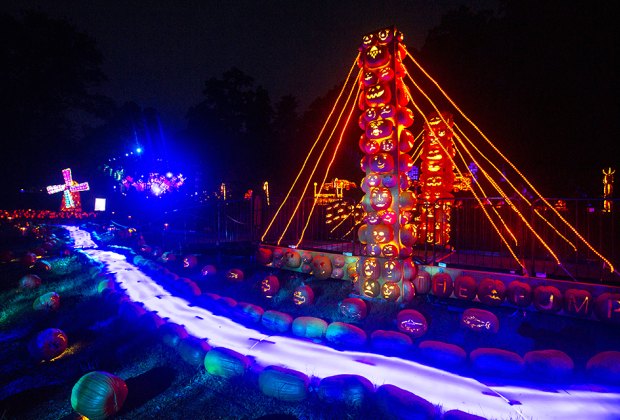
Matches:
[366,89,385,100]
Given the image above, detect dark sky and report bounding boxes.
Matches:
[2,0,499,130]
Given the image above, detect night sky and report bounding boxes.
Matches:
[2,0,498,129]
[1,0,618,208]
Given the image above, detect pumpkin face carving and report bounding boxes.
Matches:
[370,224,393,244]
[382,259,402,281]
[370,153,394,173]
[362,279,380,298]
[366,118,393,139]
[293,285,314,306]
[370,187,392,210]
[261,275,280,299]
[478,278,506,306]
[382,281,401,301]
[359,257,380,280]
[381,244,398,258]
[365,83,392,107]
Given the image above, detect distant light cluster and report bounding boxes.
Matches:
[120,172,186,196]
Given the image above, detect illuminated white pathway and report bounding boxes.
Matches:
[68,227,620,420]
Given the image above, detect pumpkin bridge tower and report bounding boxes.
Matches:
[356,27,417,302]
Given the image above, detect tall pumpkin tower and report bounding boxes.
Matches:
[356,27,417,302]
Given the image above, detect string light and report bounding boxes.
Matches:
[405,50,614,273]
[261,54,361,243]
[296,84,360,247]
[277,72,360,246]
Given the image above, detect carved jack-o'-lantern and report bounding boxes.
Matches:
[381,244,398,258]
[365,83,392,107]
[366,212,381,225]
[380,136,396,152]
[226,268,245,282]
[382,173,398,188]
[364,45,391,68]
[360,136,380,154]
[506,281,532,308]
[399,191,416,210]
[365,173,381,187]
[362,279,380,298]
[311,255,333,280]
[413,270,432,294]
[399,224,416,246]
[366,243,382,256]
[397,107,414,127]
[339,297,368,320]
[362,71,377,87]
[183,255,198,269]
[382,281,401,301]
[370,224,394,244]
[370,153,394,173]
[478,278,506,306]
[594,293,620,322]
[261,275,280,299]
[382,259,402,281]
[454,275,477,301]
[370,187,392,210]
[533,285,563,313]
[564,288,592,317]
[432,272,454,298]
[293,285,314,306]
[378,66,394,82]
[357,224,368,244]
[396,309,428,338]
[359,257,380,280]
[380,209,397,224]
[284,250,302,268]
[399,129,415,153]
[366,119,394,140]
[461,308,499,333]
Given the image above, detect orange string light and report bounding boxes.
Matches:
[407,90,526,272]
[261,54,360,243]
[277,70,360,245]
[296,84,360,247]
[406,50,614,273]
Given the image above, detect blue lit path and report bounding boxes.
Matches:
[68,226,620,420]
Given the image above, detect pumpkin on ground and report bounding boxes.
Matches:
[71,371,128,420]
[293,284,314,306]
[28,328,68,361]
[33,292,61,311]
[225,268,244,282]
[261,275,280,299]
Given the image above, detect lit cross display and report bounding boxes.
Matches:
[47,168,90,211]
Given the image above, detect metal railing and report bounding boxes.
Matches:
[133,195,618,283]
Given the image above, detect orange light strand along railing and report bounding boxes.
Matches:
[406,50,614,272]
[261,54,360,243]
[296,84,360,247]
[277,71,360,246]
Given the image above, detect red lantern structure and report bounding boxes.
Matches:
[418,112,455,245]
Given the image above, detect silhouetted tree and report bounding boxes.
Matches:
[185,67,275,195]
[0,10,112,203]
[418,2,618,196]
